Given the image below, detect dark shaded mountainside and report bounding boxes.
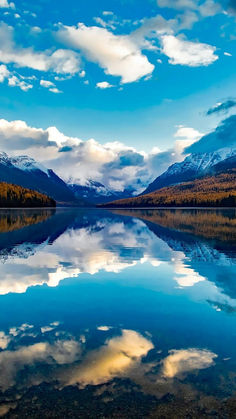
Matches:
[0,182,55,207]
[99,168,236,208]
[0,153,87,206]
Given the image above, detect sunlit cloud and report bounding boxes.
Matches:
[161,348,217,378]
[62,329,153,387]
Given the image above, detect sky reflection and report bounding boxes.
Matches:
[0,208,235,416]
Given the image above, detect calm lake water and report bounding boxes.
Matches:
[0,208,235,418]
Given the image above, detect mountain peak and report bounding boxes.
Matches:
[142,147,236,195]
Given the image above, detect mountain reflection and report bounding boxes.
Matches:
[0,209,235,417]
[0,208,235,305]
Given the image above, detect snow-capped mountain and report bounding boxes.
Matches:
[142,147,236,195]
[0,151,83,205]
[68,179,136,204]
[9,154,50,175]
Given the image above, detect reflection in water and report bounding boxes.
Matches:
[0,208,235,417]
[63,329,153,388]
[0,209,55,234]
[161,348,217,379]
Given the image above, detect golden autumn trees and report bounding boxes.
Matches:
[0,182,56,207]
[100,170,236,208]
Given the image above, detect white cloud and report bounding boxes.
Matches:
[0,23,80,75]
[102,11,114,16]
[199,0,222,16]
[97,326,111,331]
[49,87,62,94]
[161,35,218,66]
[0,118,198,193]
[8,75,33,91]
[57,23,154,83]
[161,348,217,378]
[0,64,35,92]
[174,126,203,151]
[173,256,206,287]
[40,80,62,94]
[40,79,55,88]
[96,81,113,89]
[0,0,15,8]
[0,64,9,82]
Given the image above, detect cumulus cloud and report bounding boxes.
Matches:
[63,329,153,387]
[96,81,113,89]
[0,22,80,75]
[0,118,201,193]
[206,99,236,115]
[161,348,217,378]
[185,114,236,153]
[57,23,154,83]
[0,119,57,154]
[8,75,33,91]
[161,35,218,66]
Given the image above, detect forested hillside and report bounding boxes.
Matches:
[0,182,56,207]
[99,170,236,208]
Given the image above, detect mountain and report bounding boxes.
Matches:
[142,147,236,195]
[68,179,136,204]
[99,169,236,208]
[0,182,56,207]
[0,152,85,206]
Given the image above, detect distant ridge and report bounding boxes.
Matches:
[98,170,236,208]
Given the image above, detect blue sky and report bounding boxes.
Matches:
[0,0,235,191]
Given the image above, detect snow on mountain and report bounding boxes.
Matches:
[142,147,236,195]
[165,148,236,177]
[0,152,49,175]
[68,178,136,204]
[10,155,49,175]
[0,151,82,205]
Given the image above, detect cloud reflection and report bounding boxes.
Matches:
[161,348,217,379]
[63,329,153,387]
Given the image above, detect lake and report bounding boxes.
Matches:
[0,208,235,418]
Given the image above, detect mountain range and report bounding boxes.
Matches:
[0,152,84,206]
[99,148,236,208]
[142,147,236,195]
[68,179,136,204]
[0,145,235,207]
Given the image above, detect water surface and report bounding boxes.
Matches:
[0,208,235,418]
